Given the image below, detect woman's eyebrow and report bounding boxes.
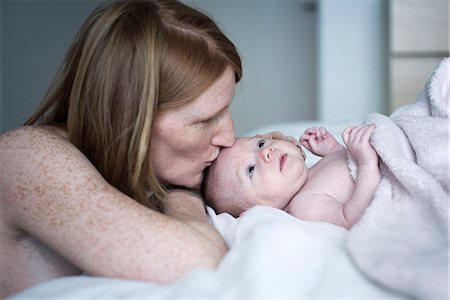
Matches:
[199,105,227,121]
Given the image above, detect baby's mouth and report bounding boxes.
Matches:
[279,154,287,171]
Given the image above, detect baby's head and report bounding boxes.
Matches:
[203,136,308,217]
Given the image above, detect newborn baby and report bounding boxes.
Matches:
[203,125,380,229]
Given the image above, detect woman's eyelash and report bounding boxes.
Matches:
[248,165,255,178]
[201,117,213,123]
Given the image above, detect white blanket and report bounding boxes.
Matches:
[10,206,400,299]
[348,57,449,300]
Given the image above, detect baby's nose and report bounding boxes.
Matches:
[260,147,273,162]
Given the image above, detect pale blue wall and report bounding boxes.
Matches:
[1,0,102,133]
[318,0,389,123]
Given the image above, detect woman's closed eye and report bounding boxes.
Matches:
[200,115,215,124]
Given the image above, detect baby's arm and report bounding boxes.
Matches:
[341,124,380,227]
[300,127,344,157]
[289,124,379,229]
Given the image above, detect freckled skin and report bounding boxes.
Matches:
[0,126,227,297]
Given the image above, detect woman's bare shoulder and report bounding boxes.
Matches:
[1,125,101,173]
[1,125,80,170]
[0,125,110,221]
[1,125,83,161]
[1,125,102,192]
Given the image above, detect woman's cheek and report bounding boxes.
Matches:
[175,126,209,154]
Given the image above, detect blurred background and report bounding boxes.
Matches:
[1,0,449,135]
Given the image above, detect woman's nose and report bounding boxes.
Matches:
[211,112,235,148]
[260,146,273,162]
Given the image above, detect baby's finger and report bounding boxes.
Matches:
[342,126,354,144]
[304,127,319,136]
[300,133,312,142]
[306,136,318,148]
[300,139,311,150]
[348,125,364,141]
[314,128,324,141]
[356,124,374,142]
[360,124,376,142]
[350,124,371,142]
[319,127,328,139]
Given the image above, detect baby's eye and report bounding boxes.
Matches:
[257,140,265,149]
[248,165,255,178]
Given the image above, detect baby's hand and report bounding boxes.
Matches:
[342,124,378,166]
[300,127,343,157]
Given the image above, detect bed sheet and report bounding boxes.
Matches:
[10,205,401,299]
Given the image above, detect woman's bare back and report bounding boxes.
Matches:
[0,126,83,296]
[0,225,81,297]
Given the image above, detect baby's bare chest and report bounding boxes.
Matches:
[301,151,355,204]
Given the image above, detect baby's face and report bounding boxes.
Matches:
[208,137,308,215]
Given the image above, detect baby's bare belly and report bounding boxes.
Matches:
[0,233,81,297]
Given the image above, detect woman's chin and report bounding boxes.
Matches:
[177,173,203,190]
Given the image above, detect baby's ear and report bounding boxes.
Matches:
[297,145,306,159]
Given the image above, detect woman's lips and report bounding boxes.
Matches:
[279,154,287,171]
[206,151,221,165]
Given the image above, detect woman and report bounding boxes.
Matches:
[0,0,240,297]
[0,0,296,297]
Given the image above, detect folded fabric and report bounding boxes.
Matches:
[347,57,449,300]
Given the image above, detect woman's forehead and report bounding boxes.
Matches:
[165,70,235,121]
